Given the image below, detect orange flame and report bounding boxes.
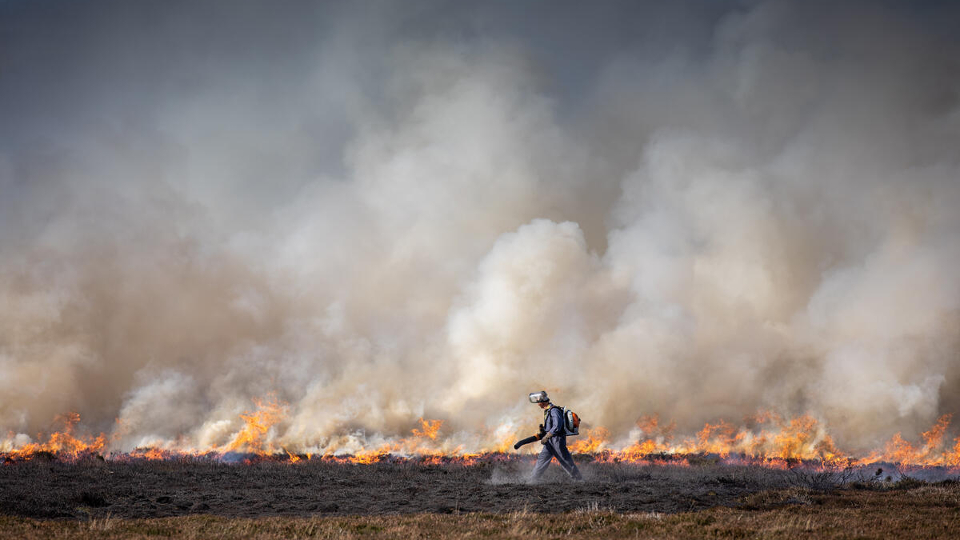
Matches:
[221,396,289,454]
[2,413,106,463]
[4,406,960,471]
[412,418,442,440]
[569,427,610,453]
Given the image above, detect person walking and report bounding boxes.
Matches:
[528,391,583,481]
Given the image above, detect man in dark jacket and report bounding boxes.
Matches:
[529,391,583,481]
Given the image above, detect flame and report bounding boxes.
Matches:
[569,427,610,454]
[868,414,954,466]
[695,420,737,456]
[412,418,442,440]
[1,413,106,462]
[921,414,952,455]
[3,404,960,472]
[130,447,177,461]
[221,396,288,454]
[950,437,960,468]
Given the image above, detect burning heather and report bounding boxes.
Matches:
[2,0,960,487]
[3,399,959,477]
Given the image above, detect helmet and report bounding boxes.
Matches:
[528,391,550,403]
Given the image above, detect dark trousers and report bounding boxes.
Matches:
[532,436,582,480]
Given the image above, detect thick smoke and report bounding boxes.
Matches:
[1,1,959,453]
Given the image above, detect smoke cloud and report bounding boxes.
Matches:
[1,0,959,453]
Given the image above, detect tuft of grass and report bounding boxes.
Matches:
[84,514,115,532]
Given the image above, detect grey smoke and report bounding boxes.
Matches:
[1,1,959,454]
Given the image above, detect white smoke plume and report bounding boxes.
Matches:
[1,1,959,454]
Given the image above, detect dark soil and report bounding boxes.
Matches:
[0,455,822,519]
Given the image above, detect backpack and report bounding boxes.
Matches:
[562,407,581,436]
[547,405,580,436]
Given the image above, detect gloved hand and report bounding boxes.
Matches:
[540,433,552,445]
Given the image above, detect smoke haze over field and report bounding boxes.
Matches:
[2,0,959,454]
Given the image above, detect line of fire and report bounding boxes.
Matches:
[3,397,959,474]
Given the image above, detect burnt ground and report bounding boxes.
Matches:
[0,455,854,519]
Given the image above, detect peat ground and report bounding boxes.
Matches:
[0,455,849,519]
[3,456,959,538]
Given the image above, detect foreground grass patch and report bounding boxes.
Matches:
[2,484,959,539]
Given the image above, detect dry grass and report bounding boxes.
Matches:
[2,483,958,539]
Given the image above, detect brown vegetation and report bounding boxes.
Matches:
[0,484,958,539]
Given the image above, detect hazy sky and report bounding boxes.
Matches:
[1,0,959,454]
